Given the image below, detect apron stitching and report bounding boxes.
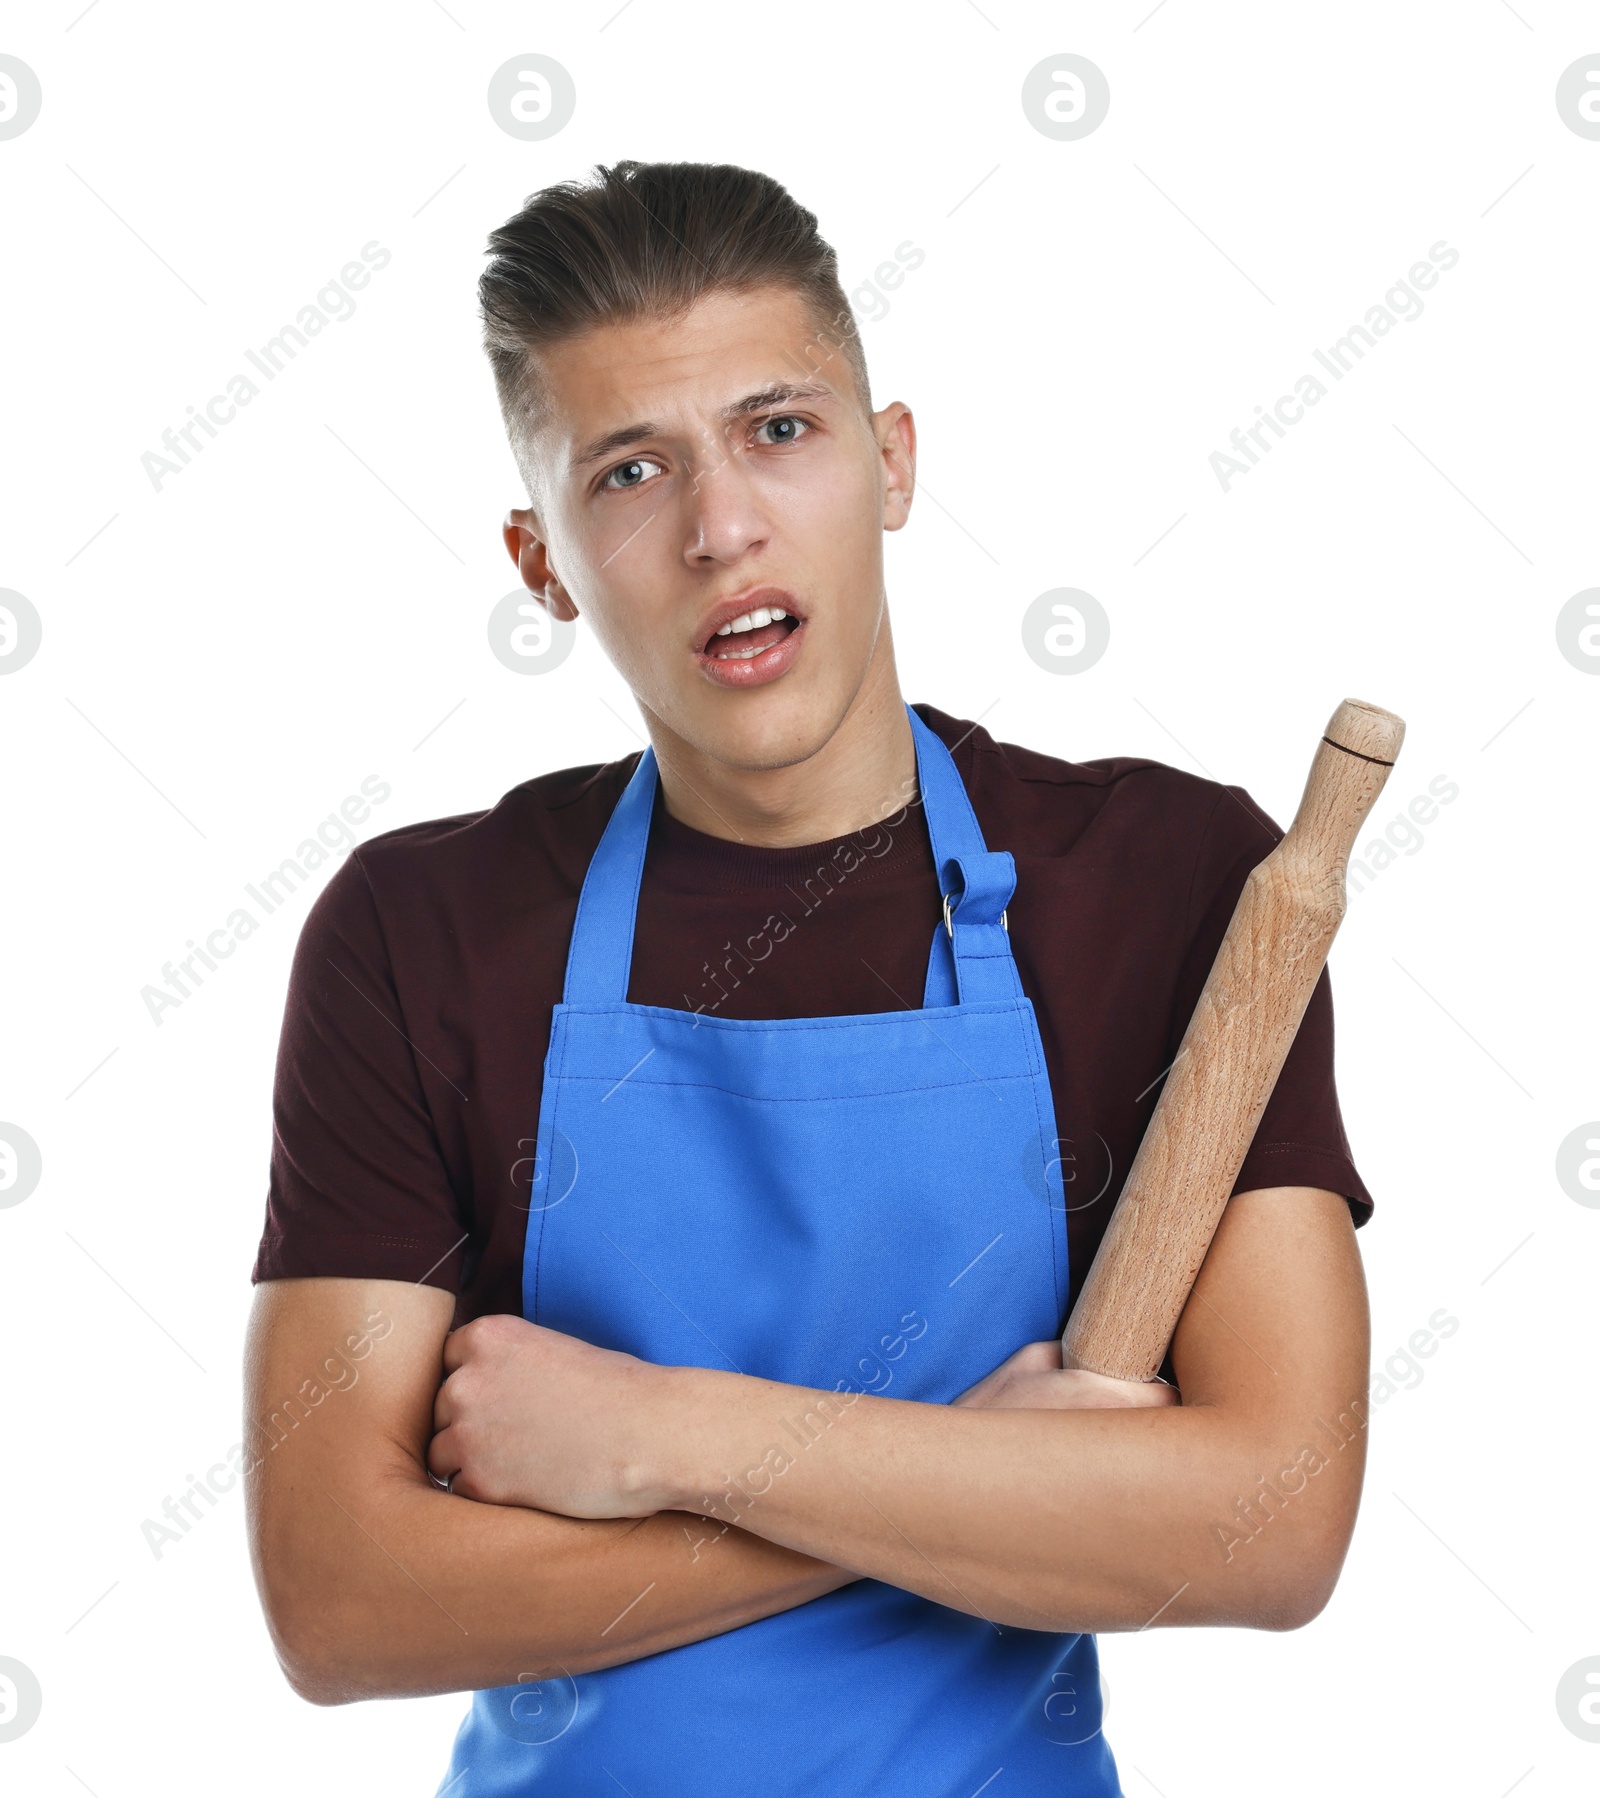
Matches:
[532,1012,573,1324]
[552,1071,1040,1102]
[1005,998,1059,1316]
[1021,1010,1067,1319]
[555,1003,1023,1030]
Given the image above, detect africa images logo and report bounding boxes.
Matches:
[1209,242,1460,492]
[139,243,393,492]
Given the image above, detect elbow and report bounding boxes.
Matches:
[249,1463,433,1705]
[260,1543,436,1705]
[1225,1463,1361,1632]
[263,1588,372,1707]
[280,1653,349,1709]
[252,1515,403,1706]
[1256,1583,1332,1633]
[1250,1553,1343,1632]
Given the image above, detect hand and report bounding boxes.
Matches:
[428,1314,682,1518]
[952,1338,1180,1411]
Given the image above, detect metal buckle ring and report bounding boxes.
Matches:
[942,893,1008,938]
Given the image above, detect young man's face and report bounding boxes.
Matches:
[504,284,915,772]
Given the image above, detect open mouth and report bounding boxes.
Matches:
[702,603,801,660]
[694,595,806,689]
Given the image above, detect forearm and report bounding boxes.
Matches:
[651,1371,1362,1634]
[626,1189,1370,1635]
[255,1458,859,1703]
[423,1193,1368,1645]
[243,1278,861,1705]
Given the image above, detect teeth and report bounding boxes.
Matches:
[714,605,788,637]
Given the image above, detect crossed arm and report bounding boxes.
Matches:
[245,1185,1369,1705]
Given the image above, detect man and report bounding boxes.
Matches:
[245,161,1372,1793]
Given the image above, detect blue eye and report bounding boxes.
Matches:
[602,458,662,490]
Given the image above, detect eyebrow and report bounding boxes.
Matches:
[571,380,835,470]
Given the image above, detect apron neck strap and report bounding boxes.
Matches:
[560,746,658,1006]
[562,704,1020,1007]
[909,707,1022,1005]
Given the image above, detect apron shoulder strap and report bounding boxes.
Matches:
[562,748,657,1005]
[909,708,1023,1006]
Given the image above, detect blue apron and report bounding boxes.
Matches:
[439,703,1121,1796]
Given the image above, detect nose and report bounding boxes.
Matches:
[681,441,772,569]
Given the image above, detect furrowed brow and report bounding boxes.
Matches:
[572,382,834,472]
[721,380,833,421]
[573,422,662,470]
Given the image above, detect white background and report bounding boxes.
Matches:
[2,2,1596,1793]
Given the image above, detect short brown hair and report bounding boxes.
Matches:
[479,160,871,498]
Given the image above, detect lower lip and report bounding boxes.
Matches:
[694,619,806,689]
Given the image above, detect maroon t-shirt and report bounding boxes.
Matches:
[253,703,1372,1364]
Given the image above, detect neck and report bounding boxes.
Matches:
[644,638,917,849]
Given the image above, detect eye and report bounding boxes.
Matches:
[601,457,664,491]
[754,414,810,446]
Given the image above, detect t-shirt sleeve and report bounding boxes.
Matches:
[251,849,469,1292]
[1171,784,1374,1227]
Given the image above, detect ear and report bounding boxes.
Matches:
[875,403,916,533]
[503,507,579,622]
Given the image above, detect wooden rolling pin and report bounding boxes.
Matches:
[1060,698,1405,1383]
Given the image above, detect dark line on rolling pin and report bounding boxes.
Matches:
[1322,736,1394,766]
